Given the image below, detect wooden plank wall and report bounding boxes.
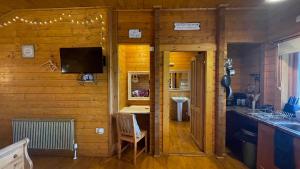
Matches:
[118,45,150,107]
[160,10,216,44]
[229,44,263,93]
[0,7,269,157]
[118,45,127,109]
[267,0,300,41]
[226,9,267,43]
[117,11,153,43]
[0,8,110,157]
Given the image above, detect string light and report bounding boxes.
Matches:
[0,12,107,50]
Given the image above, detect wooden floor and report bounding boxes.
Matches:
[32,154,248,169]
[168,120,200,154]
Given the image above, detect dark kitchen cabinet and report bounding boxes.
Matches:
[256,123,277,169]
[295,137,300,168]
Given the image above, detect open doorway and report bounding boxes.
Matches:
[117,44,151,151]
[163,51,206,154]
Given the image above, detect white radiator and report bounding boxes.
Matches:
[12,119,77,159]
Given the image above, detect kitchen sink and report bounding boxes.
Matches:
[281,124,300,131]
[275,122,300,132]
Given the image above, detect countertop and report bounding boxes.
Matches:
[227,106,300,138]
[119,105,150,114]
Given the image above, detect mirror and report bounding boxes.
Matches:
[128,71,150,100]
[169,71,190,91]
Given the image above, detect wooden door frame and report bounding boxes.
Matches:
[161,44,216,155]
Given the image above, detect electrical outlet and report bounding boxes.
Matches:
[96,128,104,135]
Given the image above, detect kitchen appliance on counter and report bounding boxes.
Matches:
[226,93,248,106]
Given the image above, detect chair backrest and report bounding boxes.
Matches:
[117,114,136,139]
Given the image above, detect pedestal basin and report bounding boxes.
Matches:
[172,97,189,121]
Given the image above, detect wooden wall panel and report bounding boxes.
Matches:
[0,8,110,157]
[118,45,150,107]
[263,45,281,110]
[117,11,153,43]
[226,9,267,43]
[118,45,127,109]
[229,44,263,93]
[159,10,216,44]
[267,0,300,41]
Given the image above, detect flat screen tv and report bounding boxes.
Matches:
[60,47,103,73]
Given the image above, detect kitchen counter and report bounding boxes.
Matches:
[227,106,300,138]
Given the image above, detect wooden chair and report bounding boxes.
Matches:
[116,113,147,165]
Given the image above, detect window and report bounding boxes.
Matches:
[277,38,300,108]
[278,52,300,107]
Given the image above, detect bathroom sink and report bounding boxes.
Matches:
[172,97,189,103]
[172,97,189,121]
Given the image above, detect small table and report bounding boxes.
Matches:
[119,105,150,114]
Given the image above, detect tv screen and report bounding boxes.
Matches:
[60,47,103,73]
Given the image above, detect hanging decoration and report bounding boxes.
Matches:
[41,55,58,72]
[0,12,105,28]
[0,12,107,50]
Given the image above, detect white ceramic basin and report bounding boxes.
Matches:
[172,97,189,121]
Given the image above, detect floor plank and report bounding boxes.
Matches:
[32,155,248,169]
[168,120,200,154]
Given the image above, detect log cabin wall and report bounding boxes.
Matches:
[229,44,263,94]
[118,45,150,107]
[118,45,127,109]
[0,8,110,157]
[0,6,269,157]
[117,8,268,154]
[226,9,267,43]
[263,0,300,110]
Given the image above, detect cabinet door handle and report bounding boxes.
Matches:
[13,154,18,159]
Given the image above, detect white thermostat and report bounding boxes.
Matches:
[22,44,35,58]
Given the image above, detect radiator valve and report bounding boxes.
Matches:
[73,143,78,160]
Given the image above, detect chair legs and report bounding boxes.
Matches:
[133,142,137,165]
[145,134,148,153]
[118,140,121,159]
